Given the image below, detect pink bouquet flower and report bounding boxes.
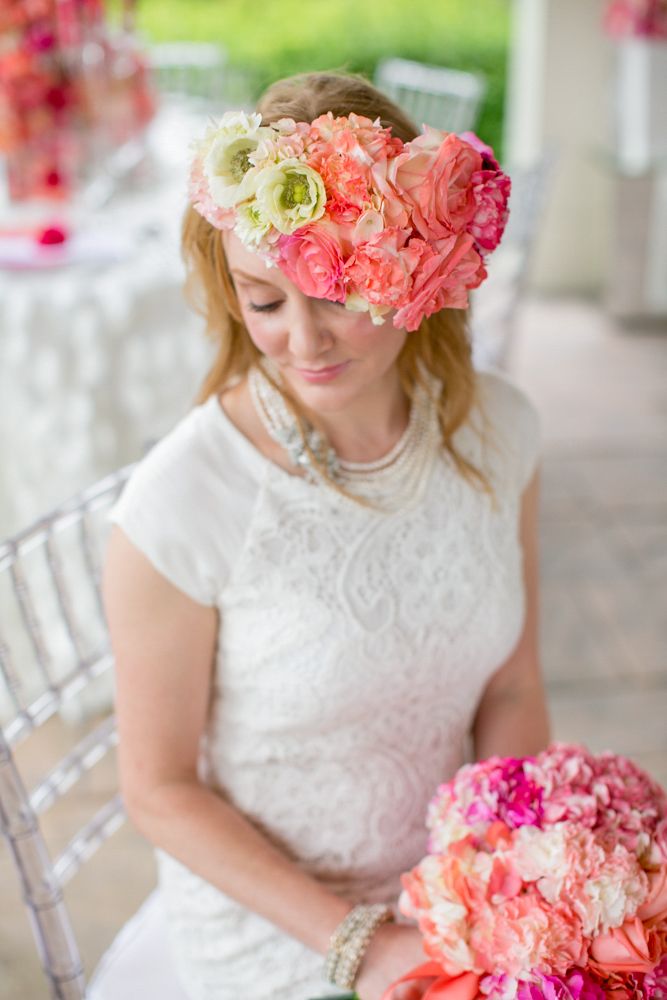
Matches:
[381,744,667,1000]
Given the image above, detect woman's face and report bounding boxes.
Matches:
[223,231,408,415]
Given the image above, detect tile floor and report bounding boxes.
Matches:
[1,295,666,999]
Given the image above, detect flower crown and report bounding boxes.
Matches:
[189,110,511,332]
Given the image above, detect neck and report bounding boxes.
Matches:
[296,366,411,464]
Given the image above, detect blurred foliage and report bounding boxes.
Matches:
[125,0,511,160]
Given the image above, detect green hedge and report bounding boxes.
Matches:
[129,0,510,160]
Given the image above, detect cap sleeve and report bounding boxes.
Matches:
[475,369,543,495]
[107,433,219,608]
[516,388,542,491]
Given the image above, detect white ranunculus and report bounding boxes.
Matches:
[254,159,326,234]
[201,112,275,210]
[234,200,271,247]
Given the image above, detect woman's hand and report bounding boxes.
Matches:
[354,922,432,1000]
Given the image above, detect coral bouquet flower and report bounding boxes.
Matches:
[188,110,511,332]
[380,744,667,1000]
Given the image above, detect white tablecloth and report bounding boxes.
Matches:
[0,101,217,539]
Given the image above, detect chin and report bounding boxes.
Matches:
[283,374,361,413]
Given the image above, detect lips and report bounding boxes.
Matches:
[294,360,351,383]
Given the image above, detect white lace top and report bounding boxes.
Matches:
[107,366,542,1000]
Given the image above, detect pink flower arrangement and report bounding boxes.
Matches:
[188,110,511,332]
[380,744,667,1000]
[604,0,667,39]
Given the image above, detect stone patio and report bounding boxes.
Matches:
[1,294,665,998]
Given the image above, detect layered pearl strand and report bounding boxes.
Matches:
[248,358,442,513]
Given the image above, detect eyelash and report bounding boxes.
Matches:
[247,299,346,313]
[248,301,282,313]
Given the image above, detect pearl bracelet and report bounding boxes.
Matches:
[324,903,394,989]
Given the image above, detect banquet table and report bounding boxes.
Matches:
[0,100,217,539]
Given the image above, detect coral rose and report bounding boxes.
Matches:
[590,916,662,974]
[344,227,415,309]
[637,866,667,926]
[393,234,486,332]
[390,128,482,241]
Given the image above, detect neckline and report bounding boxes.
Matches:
[209,376,428,479]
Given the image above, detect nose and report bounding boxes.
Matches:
[286,295,334,364]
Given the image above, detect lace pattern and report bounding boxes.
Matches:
[158,450,526,999]
[108,367,541,1000]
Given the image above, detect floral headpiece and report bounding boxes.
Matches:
[188,110,511,332]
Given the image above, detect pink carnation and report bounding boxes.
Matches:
[314,152,373,223]
[470,892,587,979]
[393,233,486,331]
[277,224,346,302]
[469,168,512,254]
[532,744,667,860]
[343,227,415,308]
[308,111,403,164]
[390,128,482,241]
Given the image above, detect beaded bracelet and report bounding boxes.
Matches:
[324,903,394,989]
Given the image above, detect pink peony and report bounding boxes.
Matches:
[459,131,501,171]
[390,128,482,241]
[641,954,667,998]
[277,224,346,302]
[516,971,606,1000]
[393,234,486,332]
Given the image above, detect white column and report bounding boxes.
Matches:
[504,0,615,295]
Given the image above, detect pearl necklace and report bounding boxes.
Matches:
[248,358,442,512]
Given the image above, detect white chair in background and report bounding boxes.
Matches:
[0,467,188,999]
[471,151,556,371]
[374,56,487,133]
[147,42,255,111]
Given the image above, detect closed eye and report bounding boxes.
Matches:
[248,301,282,313]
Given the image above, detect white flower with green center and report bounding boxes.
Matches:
[201,112,274,209]
[254,159,327,234]
[234,200,271,247]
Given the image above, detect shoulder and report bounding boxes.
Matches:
[471,367,542,494]
[107,397,263,605]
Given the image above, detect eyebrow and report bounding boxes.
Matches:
[230,268,281,288]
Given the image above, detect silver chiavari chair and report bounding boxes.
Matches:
[0,465,189,999]
[374,57,487,134]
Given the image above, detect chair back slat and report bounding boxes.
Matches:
[0,465,135,997]
[53,794,126,887]
[44,531,90,666]
[29,715,118,815]
[10,553,56,692]
[0,728,85,994]
[79,510,106,624]
[374,57,487,134]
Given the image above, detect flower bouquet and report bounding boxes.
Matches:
[374,743,667,1000]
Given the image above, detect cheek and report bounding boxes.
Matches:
[341,316,406,361]
[241,313,286,357]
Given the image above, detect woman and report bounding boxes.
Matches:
[103,71,551,1000]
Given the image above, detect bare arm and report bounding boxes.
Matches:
[471,465,552,760]
[103,526,352,954]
